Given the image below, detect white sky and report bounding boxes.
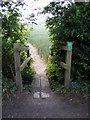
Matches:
[19,0,54,24]
[19,0,75,24]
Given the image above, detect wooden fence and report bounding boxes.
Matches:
[14,43,31,92]
[60,42,72,87]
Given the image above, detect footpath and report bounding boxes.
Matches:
[2,43,88,118]
[28,44,51,99]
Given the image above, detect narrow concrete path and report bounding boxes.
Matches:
[27,43,51,98]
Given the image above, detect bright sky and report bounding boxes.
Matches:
[19,0,75,24]
[19,0,54,24]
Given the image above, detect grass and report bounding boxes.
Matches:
[28,24,50,62]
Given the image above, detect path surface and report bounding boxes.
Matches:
[2,43,88,118]
[27,43,51,98]
[27,43,47,76]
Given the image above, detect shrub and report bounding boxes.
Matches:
[44,2,90,94]
[1,1,34,95]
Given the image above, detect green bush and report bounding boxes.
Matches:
[2,75,17,95]
[46,63,63,83]
[1,1,34,95]
[44,2,90,94]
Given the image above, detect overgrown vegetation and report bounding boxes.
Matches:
[44,2,90,95]
[1,1,34,96]
[28,24,50,62]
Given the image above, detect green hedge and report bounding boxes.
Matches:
[1,1,34,95]
[44,2,90,94]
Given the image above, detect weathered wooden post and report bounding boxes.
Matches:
[27,46,30,67]
[64,42,72,87]
[14,43,22,92]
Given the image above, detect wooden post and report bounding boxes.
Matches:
[20,57,30,71]
[64,42,72,87]
[27,49,30,67]
[14,43,22,92]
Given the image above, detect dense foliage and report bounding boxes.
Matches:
[1,1,34,95]
[44,2,90,94]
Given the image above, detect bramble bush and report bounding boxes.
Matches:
[44,2,90,94]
